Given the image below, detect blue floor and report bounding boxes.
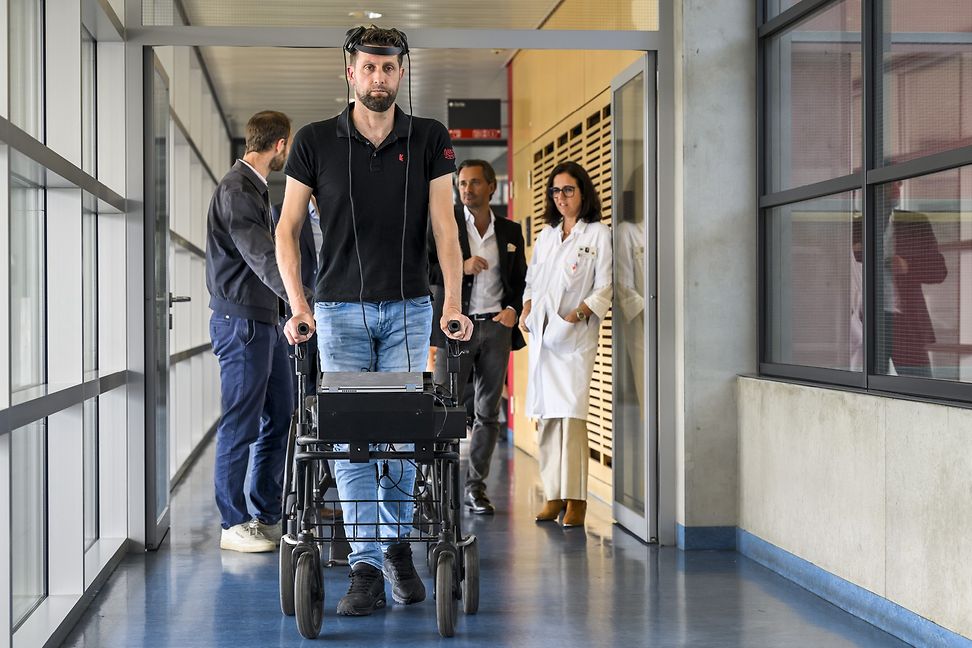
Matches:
[63,438,909,647]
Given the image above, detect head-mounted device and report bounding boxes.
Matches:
[344,25,410,57]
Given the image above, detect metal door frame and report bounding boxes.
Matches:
[143,48,171,550]
[611,54,658,542]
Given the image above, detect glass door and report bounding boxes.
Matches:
[611,54,657,542]
[144,50,171,549]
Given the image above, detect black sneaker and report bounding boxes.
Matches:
[336,563,386,616]
[382,543,427,605]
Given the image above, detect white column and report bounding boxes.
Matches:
[0,433,11,648]
[44,0,82,166]
[47,406,84,597]
[97,42,127,195]
[46,188,83,387]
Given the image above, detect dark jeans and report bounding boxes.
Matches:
[210,313,293,529]
[434,318,512,497]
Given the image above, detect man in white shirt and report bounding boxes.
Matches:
[429,160,527,514]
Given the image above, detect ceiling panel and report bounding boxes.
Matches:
[179,0,553,29]
[201,47,511,135]
[158,0,656,30]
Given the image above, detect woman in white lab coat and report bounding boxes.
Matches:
[520,161,612,528]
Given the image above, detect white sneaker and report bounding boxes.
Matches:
[220,522,276,553]
[252,520,282,545]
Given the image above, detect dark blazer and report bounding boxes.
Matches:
[428,205,527,350]
[206,160,285,324]
[852,210,948,367]
[270,202,318,295]
[889,211,947,367]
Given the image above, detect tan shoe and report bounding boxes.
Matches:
[562,499,587,527]
[535,499,566,522]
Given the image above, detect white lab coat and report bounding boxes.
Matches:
[523,220,613,420]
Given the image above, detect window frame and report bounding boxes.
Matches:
[757,0,972,402]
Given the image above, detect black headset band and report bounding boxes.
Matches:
[344,25,409,56]
[352,43,403,56]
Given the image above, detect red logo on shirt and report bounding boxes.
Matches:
[443,148,456,160]
[399,153,405,162]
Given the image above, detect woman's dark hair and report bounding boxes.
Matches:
[542,160,602,226]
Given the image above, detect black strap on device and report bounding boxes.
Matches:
[344,25,409,57]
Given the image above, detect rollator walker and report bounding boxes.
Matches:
[279,320,480,639]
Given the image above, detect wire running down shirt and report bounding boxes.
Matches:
[285,103,457,303]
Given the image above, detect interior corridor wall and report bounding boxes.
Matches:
[737,377,972,640]
[154,46,227,481]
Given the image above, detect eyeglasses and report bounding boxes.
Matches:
[548,185,577,199]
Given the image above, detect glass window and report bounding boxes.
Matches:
[765,0,803,22]
[84,398,99,550]
[613,70,647,514]
[874,166,970,380]
[9,0,45,139]
[877,0,972,165]
[82,27,98,176]
[11,419,46,627]
[766,0,862,193]
[83,194,98,378]
[10,156,47,400]
[765,190,862,370]
[877,0,972,166]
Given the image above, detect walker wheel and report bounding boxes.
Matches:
[279,541,295,616]
[462,538,479,615]
[435,552,458,637]
[295,551,324,639]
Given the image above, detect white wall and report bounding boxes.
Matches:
[157,46,227,478]
[738,377,972,639]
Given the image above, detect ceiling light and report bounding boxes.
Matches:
[348,10,382,19]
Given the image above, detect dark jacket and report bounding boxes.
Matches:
[428,205,527,350]
[205,160,287,324]
[270,202,318,297]
[888,211,947,367]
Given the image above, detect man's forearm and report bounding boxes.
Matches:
[276,234,309,314]
[438,239,463,312]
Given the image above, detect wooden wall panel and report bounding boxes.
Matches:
[513,91,615,497]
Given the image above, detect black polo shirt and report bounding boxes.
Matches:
[285,104,456,303]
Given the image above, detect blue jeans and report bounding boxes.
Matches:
[210,314,293,529]
[315,298,433,569]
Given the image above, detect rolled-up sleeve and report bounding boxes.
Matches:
[582,225,613,319]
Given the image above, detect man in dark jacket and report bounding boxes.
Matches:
[429,159,527,514]
[206,110,296,552]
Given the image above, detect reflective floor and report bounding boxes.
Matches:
[63,438,907,647]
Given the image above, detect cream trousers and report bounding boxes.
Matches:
[537,417,589,501]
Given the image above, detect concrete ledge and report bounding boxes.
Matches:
[737,528,972,647]
[676,524,736,550]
